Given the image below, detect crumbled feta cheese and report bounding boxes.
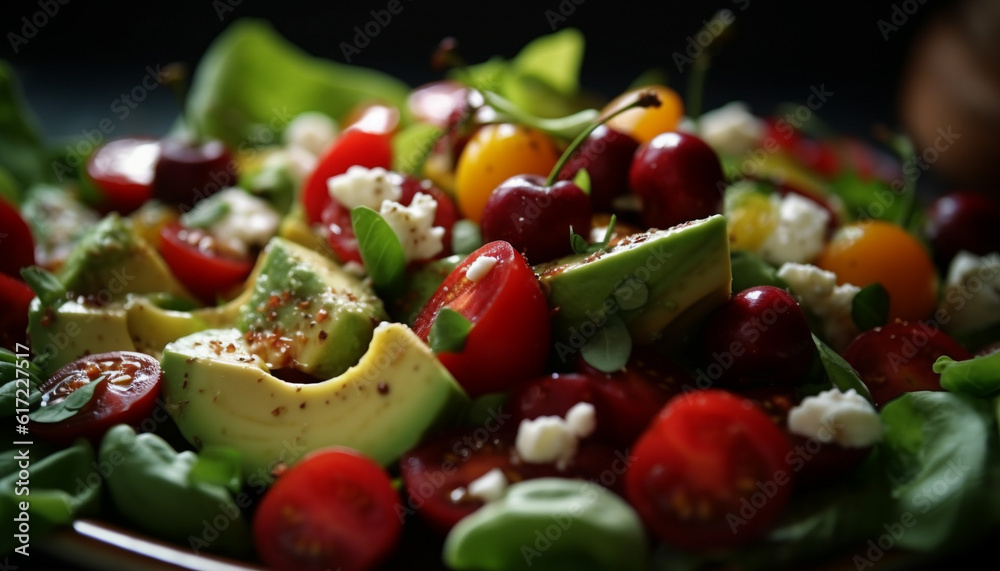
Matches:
[380,192,445,263]
[787,388,883,448]
[777,262,860,351]
[465,255,498,282]
[328,166,403,211]
[758,193,830,265]
[940,251,1000,334]
[206,188,281,257]
[698,101,766,156]
[263,146,317,181]
[465,468,509,503]
[283,111,339,156]
[515,402,596,470]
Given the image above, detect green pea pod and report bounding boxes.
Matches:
[98,424,252,558]
[443,478,649,571]
[933,351,1000,397]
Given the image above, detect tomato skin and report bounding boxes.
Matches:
[603,85,684,145]
[29,351,162,446]
[411,241,550,396]
[157,223,253,304]
[85,137,161,215]
[0,197,35,279]
[0,273,34,350]
[625,389,794,551]
[254,447,401,571]
[302,130,393,225]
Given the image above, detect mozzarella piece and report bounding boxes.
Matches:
[465,255,498,282]
[379,192,445,263]
[777,262,860,351]
[787,388,883,448]
[940,251,1000,334]
[206,188,281,257]
[465,468,509,503]
[758,193,830,265]
[698,101,766,156]
[328,166,403,211]
[283,111,339,156]
[515,402,596,470]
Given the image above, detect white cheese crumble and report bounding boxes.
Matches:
[515,402,596,470]
[380,192,445,263]
[777,262,860,351]
[698,101,766,156]
[263,146,317,182]
[465,255,498,282]
[758,193,830,265]
[787,388,883,448]
[328,166,403,211]
[206,188,281,257]
[940,251,1000,334]
[465,468,508,503]
[283,111,339,156]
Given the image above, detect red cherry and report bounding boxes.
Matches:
[556,125,640,214]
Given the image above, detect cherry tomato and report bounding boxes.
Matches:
[0,197,35,278]
[841,319,972,408]
[407,80,470,128]
[157,222,253,304]
[625,389,794,551]
[411,241,551,396]
[85,137,161,215]
[816,220,938,322]
[341,103,401,137]
[302,129,393,225]
[453,123,559,224]
[254,447,402,571]
[603,85,684,145]
[0,273,34,350]
[321,173,459,265]
[29,351,163,446]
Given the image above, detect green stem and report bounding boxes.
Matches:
[686,53,710,129]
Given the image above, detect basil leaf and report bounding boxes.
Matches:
[812,334,874,404]
[730,250,788,293]
[933,352,1000,397]
[28,375,103,423]
[570,229,590,255]
[188,445,243,494]
[180,197,230,229]
[581,315,632,373]
[351,206,406,298]
[572,168,591,195]
[429,308,474,354]
[451,219,483,257]
[512,27,584,96]
[20,265,66,307]
[0,349,45,416]
[852,282,889,331]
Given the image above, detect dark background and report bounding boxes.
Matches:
[0,0,957,144]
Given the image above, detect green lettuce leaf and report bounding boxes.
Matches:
[0,60,50,201]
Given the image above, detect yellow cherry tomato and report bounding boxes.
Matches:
[726,192,779,253]
[454,123,559,224]
[816,220,938,322]
[602,85,684,145]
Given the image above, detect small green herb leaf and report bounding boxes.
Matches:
[573,168,591,195]
[933,352,1000,397]
[452,219,483,256]
[180,198,231,229]
[28,375,103,423]
[351,206,407,298]
[596,214,616,252]
[852,283,890,331]
[570,229,590,255]
[581,315,632,373]
[20,265,66,307]
[812,334,874,404]
[429,308,473,354]
[189,445,244,493]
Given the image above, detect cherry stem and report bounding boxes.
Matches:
[545,91,661,186]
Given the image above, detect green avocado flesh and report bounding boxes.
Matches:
[161,323,469,477]
[539,214,732,347]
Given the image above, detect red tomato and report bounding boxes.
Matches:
[253,447,402,571]
[85,137,161,215]
[29,351,163,446]
[411,241,551,396]
[625,389,794,551]
[157,223,253,304]
[301,130,393,225]
[0,197,35,278]
[841,319,973,408]
[0,273,34,350]
[321,173,459,265]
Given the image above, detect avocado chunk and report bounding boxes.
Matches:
[235,237,388,379]
[161,322,469,477]
[538,214,731,348]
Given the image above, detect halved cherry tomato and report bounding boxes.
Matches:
[254,447,402,571]
[625,389,794,551]
[341,103,401,137]
[841,318,972,408]
[0,273,34,350]
[0,197,35,278]
[85,137,161,215]
[411,241,550,396]
[301,129,393,224]
[29,351,163,446]
[321,173,459,265]
[603,85,684,145]
[157,222,253,304]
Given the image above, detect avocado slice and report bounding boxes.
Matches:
[161,322,469,477]
[538,214,732,348]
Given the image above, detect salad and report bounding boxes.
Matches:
[3,15,1000,571]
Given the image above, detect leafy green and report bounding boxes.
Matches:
[0,60,50,200]
[188,445,243,494]
[180,196,231,228]
[184,19,411,150]
[28,376,102,423]
[830,171,906,225]
[351,206,407,298]
[482,90,598,140]
[851,283,889,331]
[0,349,45,416]
[581,315,632,373]
[812,334,874,404]
[512,27,584,96]
[570,228,590,255]
[729,250,787,293]
[20,265,66,307]
[451,220,482,257]
[570,215,616,256]
[933,352,1000,397]
[392,121,442,175]
[573,168,591,195]
[429,307,474,354]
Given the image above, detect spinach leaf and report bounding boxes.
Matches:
[851,283,890,332]
[581,315,632,373]
[933,352,1000,397]
[28,376,102,423]
[0,348,45,416]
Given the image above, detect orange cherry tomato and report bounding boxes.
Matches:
[816,220,938,322]
[602,85,684,145]
[453,123,559,224]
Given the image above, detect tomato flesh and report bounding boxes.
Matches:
[86,137,161,215]
[157,222,253,304]
[0,273,34,350]
[0,197,35,279]
[29,351,162,446]
[254,447,402,571]
[301,130,393,225]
